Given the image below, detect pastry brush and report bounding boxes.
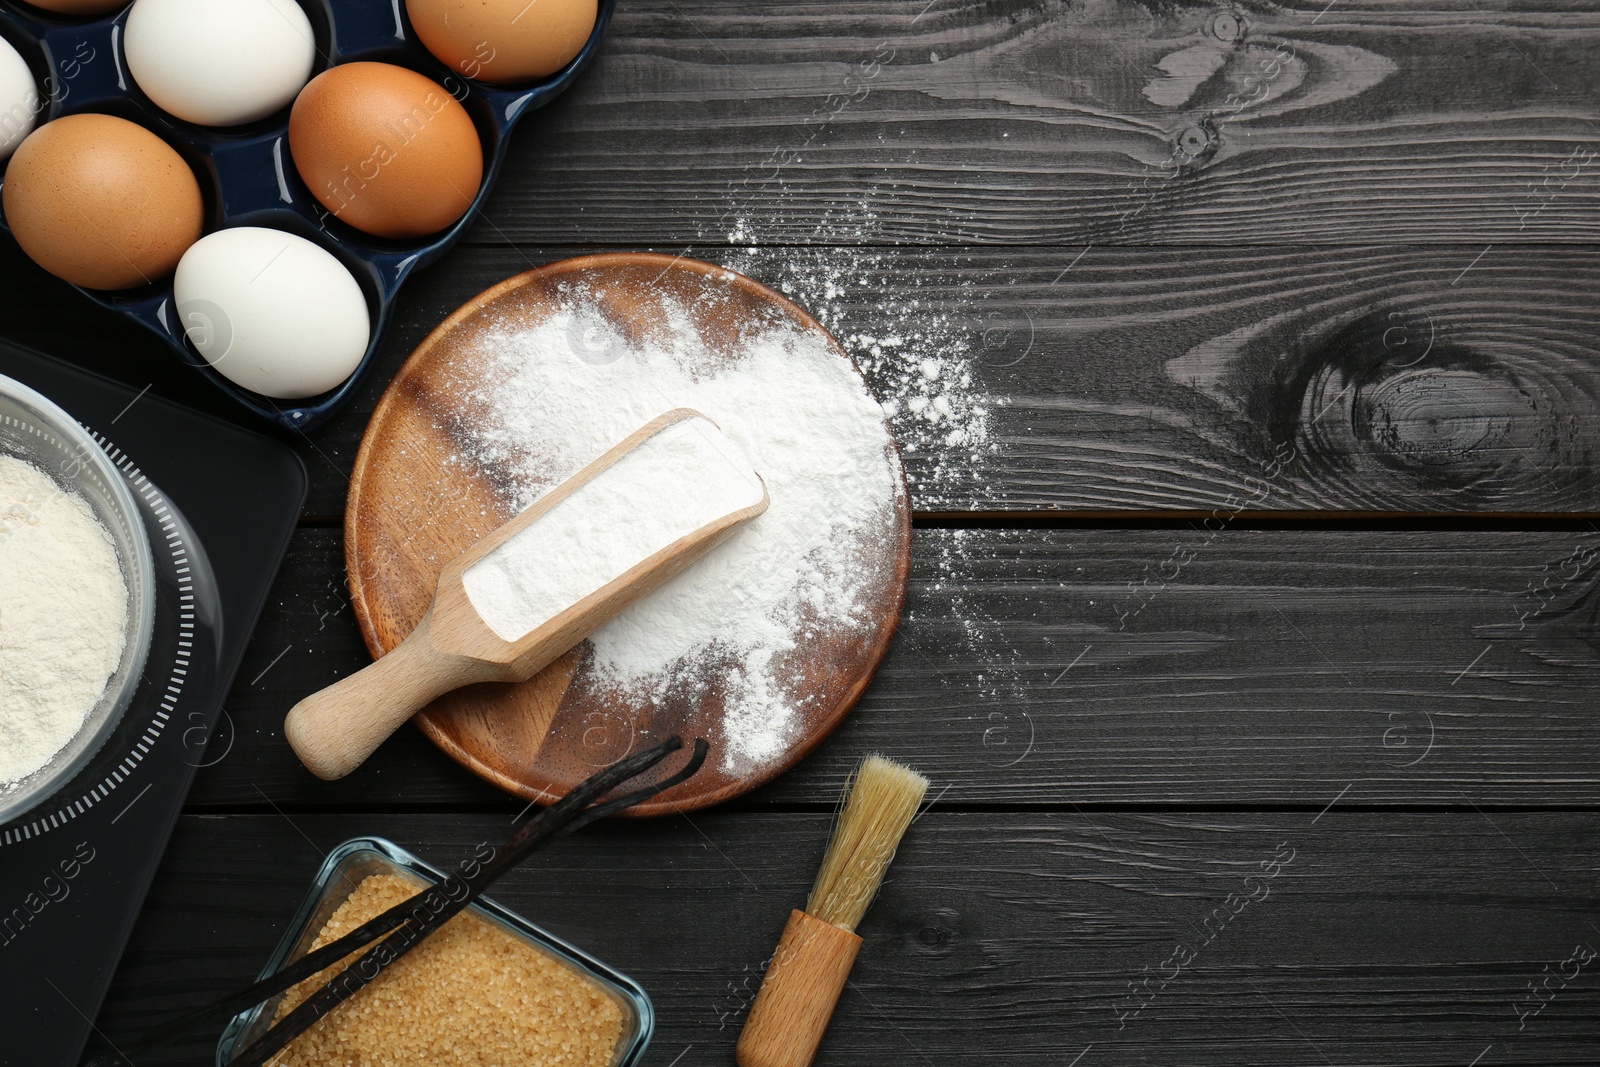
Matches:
[736,754,929,1067]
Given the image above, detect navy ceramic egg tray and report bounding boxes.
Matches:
[0,0,616,430]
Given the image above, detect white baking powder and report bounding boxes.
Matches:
[0,455,128,787]
[463,415,765,642]
[451,293,901,772]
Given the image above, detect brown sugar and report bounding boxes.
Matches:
[267,873,627,1066]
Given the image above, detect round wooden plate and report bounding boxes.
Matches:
[345,254,911,815]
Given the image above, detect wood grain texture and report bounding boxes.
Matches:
[192,524,1600,810]
[737,909,863,1067]
[467,0,1600,245]
[176,242,1600,518]
[92,812,1600,1066]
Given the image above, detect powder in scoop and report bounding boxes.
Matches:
[463,415,765,642]
[447,290,902,772]
[0,454,127,786]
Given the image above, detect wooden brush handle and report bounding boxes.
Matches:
[736,909,862,1067]
[284,614,490,780]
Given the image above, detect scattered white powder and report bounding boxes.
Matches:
[715,195,1015,726]
[716,229,999,508]
[714,141,1010,722]
[463,415,765,643]
[0,455,128,787]
[448,293,902,772]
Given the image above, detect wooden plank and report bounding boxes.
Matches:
[300,238,1600,515]
[93,811,1600,1065]
[707,243,1600,515]
[189,524,1600,810]
[472,0,1600,245]
[14,242,1591,517]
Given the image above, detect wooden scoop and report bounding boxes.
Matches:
[285,408,768,780]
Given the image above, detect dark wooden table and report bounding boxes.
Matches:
[2,1,1596,1063]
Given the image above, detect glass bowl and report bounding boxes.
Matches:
[0,372,156,826]
[217,836,655,1067]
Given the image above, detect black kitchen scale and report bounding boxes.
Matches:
[0,341,305,1067]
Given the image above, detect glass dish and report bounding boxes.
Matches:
[0,373,156,826]
[216,836,655,1066]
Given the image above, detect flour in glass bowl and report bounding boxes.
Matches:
[0,455,128,787]
[446,292,902,772]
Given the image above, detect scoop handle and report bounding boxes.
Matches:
[736,909,862,1067]
[284,613,489,780]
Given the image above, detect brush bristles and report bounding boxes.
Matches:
[805,755,929,932]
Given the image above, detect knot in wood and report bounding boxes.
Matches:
[1277,308,1591,507]
[901,906,964,957]
[1172,122,1220,170]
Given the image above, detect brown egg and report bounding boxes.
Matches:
[406,0,597,84]
[23,0,127,14]
[2,114,204,290]
[289,62,483,239]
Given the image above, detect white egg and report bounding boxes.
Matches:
[174,227,370,399]
[125,0,316,126]
[0,37,39,161]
